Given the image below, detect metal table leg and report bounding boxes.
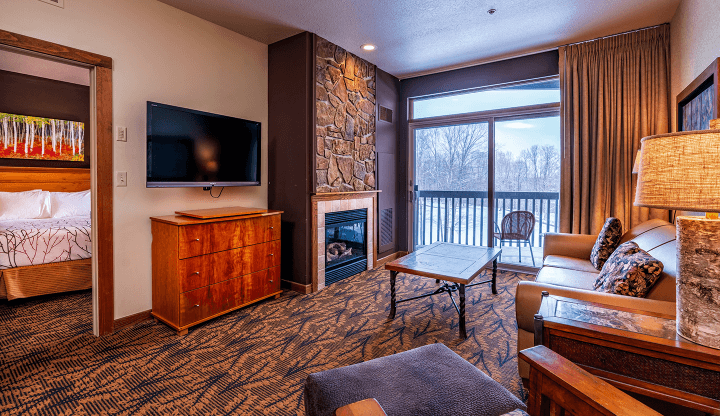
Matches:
[491,258,498,295]
[389,270,397,319]
[459,284,466,338]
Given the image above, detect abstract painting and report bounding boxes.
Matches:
[680,84,715,131]
[0,112,84,162]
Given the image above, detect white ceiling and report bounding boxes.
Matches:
[157,0,681,79]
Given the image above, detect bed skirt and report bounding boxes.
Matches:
[0,258,92,300]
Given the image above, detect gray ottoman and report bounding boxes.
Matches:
[304,343,526,416]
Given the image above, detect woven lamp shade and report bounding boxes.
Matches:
[635,130,720,212]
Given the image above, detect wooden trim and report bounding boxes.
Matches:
[0,29,113,69]
[0,30,114,336]
[0,167,90,192]
[151,210,284,226]
[113,309,152,331]
[95,66,113,336]
[282,279,312,294]
[377,251,408,268]
[311,190,381,201]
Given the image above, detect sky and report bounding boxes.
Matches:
[412,82,560,158]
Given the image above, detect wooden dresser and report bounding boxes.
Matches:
[150,209,282,335]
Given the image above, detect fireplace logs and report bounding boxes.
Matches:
[326,242,354,262]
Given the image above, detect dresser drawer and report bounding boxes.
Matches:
[178,240,281,292]
[243,266,281,304]
[179,277,244,327]
[178,215,281,259]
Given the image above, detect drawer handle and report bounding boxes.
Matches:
[269,253,274,256]
[193,304,200,307]
[192,238,200,242]
[190,271,200,276]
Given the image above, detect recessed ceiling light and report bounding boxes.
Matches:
[361,44,376,51]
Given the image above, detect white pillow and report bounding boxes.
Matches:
[51,190,91,218]
[0,190,52,220]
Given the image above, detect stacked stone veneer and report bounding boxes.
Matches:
[315,36,377,193]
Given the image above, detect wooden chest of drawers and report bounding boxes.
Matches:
[150,210,282,335]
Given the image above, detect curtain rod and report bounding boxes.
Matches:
[559,23,669,48]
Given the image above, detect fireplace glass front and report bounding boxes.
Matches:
[325,208,367,285]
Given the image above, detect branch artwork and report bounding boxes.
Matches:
[0,112,84,162]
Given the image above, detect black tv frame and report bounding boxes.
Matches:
[146,101,261,188]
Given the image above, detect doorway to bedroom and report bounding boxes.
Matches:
[0,32,114,337]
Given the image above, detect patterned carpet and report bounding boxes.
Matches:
[0,266,532,415]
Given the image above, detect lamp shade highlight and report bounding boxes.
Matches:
[634,130,720,212]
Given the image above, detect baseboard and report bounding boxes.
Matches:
[113,309,152,331]
[281,279,312,294]
[376,251,408,267]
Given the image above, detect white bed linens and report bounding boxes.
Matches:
[0,216,91,269]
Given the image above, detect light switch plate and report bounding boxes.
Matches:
[117,126,127,142]
[117,172,127,187]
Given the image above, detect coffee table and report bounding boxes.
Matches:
[384,242,502,338]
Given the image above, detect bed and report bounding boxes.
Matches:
[0,167,92,300]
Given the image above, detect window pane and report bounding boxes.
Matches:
[493,115,560,267]
[412,79,559,119]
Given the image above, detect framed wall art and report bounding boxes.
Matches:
[677,58,720,131]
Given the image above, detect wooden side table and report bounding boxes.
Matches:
[534,293,720,414]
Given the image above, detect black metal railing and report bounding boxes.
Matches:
[415,190,560,248]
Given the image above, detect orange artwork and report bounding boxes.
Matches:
[0,112,84,162]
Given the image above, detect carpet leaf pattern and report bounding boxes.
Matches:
[1,267,531,415]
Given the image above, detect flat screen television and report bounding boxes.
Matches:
[146,102,260,188]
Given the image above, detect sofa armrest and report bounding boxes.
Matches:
[515,281,676,333]
[519,346,661,416]
[542,233,597,260]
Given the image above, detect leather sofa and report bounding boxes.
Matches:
[515,219,678,379]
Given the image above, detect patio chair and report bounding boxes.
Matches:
[493,210,536,266]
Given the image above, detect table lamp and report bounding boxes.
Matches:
[634,125,720,349]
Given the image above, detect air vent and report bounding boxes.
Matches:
[380,208,393,247]
[379,106,393,123]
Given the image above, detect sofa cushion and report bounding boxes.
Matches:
[590,217,623,270]
[645,242,677,302]
[304,343,525,416]
[535,266,598,291]
[544,255,600,274]
[593,242,664,297]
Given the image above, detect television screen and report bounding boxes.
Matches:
[146,102,260,187]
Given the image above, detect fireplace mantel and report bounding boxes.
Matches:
[311,192,378,292]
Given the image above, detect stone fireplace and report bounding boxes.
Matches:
[311,192,378,291]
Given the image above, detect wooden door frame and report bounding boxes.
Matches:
[0,30,114,336]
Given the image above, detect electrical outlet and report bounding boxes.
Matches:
[117,126,127,142]
[117,172,127,187]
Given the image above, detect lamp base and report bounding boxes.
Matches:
[676,216,720,349]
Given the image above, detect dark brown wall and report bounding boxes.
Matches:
[397,50,560,251]
[268,32,315,287]
[375,67,401,257]
[0,69,90,168]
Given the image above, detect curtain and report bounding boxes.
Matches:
[559,24,671,235]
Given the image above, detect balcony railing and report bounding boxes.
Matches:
[414,191,560,250]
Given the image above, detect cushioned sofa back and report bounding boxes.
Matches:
[620,219,676,302]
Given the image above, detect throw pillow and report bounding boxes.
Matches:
[590,217,623,270]
[593,241,664,298]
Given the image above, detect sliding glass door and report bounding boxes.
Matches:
[409,77,561,268]
[413,122,490,249]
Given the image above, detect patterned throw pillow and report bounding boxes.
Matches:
[593,241,664,298]
[590,217,623,270]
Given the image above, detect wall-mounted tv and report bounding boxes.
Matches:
[146,102,260,188]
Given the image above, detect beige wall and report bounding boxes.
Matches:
[670,0,720,131]
[0,0,268,319]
